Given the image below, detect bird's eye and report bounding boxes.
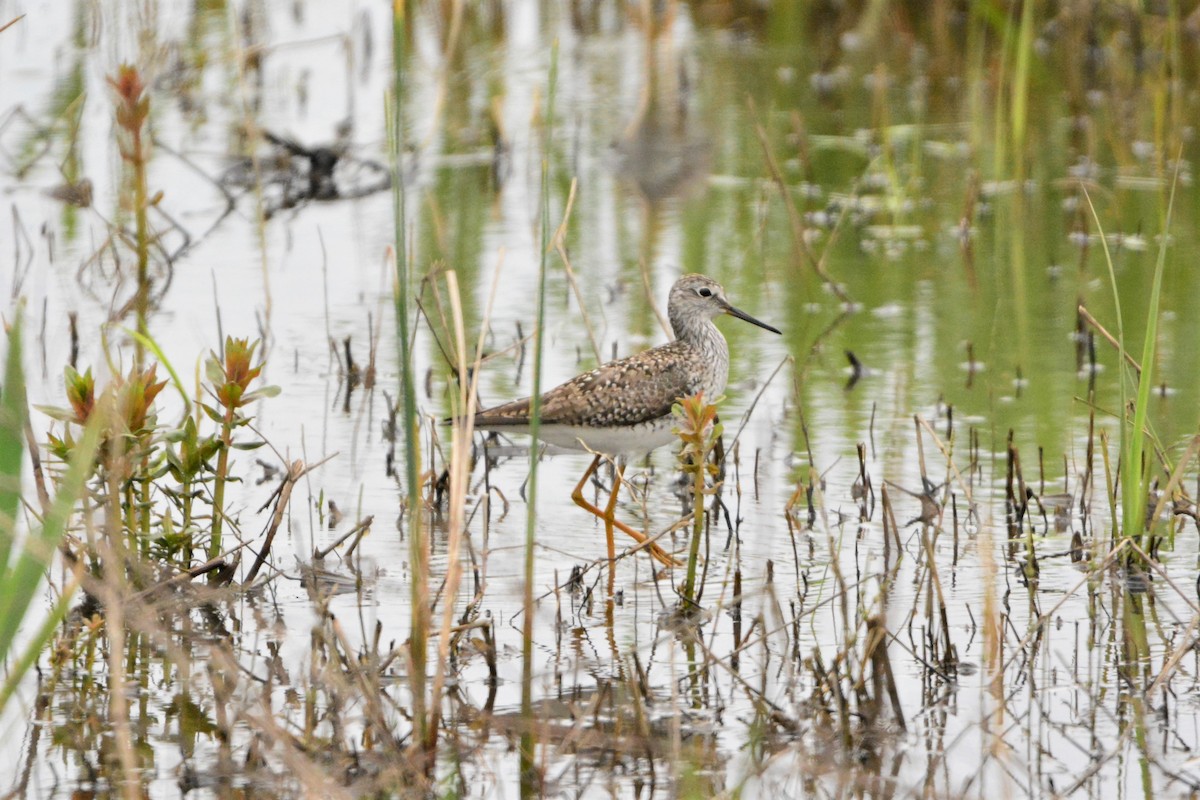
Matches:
[697,287,713,297]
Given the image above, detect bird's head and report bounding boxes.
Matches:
[668,274,781,334]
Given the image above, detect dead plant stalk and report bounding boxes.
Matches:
[428,261,503,753]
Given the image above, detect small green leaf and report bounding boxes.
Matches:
[33,405,78,424]
[243,385,281,402]
[204,357,224,387]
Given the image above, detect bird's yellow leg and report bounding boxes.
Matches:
[570,455,676,567]
[603,463,623,566]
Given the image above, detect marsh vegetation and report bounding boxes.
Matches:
[2,1,1200,797]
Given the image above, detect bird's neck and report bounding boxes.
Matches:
[671,311,721,346]
[672,314,724,362]
[676,316,729,400]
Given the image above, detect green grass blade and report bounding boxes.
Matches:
[0,385,100,662]
[1126,170,1180,541]
[1087,164,1181,544]
[1082,189,1132,533]
[0,576,78,710]
[0,312,27,572]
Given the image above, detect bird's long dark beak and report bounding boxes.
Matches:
[723,302,782,334]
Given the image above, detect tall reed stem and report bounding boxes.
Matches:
[520,40,558,798]
[389,0,430,775]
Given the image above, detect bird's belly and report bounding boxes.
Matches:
[537,419,678,456]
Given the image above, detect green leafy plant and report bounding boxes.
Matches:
[202,336,278,563]
[40,336,276,571]
[674,392,723,608]
[44,362,169,560]
[160,415,220,562]
[1085,170,1179,565]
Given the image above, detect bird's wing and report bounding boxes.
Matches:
[474,342,701,428]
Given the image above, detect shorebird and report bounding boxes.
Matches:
[474,274,781,567]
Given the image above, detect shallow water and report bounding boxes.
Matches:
[2,2,1200,797]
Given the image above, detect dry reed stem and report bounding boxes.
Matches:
[978,517,1004,724]
[428,256,503,755]
[21,418,51,512]
[1077,304,1142,376]
[99,544,138,800]
[863,617,906,729]
[913,415,929,487]
[244,458,303,582]
[682,572,880,680]
[917,524,951,636]
[914,415,975,510]
[313,514,375,560]
[1146,433,1200,533]
[550,178,602,362]
[128,550,243,602]
[1123,540,1200,619]
[1100,430,1118,543]
[798,465,851,638]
